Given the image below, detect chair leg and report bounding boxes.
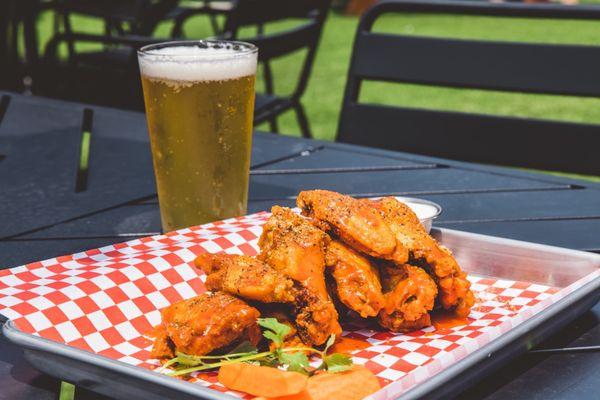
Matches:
[209,14,221,36]
[172,15,185,37]
[268,115,279,133]
[53,11,60,34]
[293,103,312,139]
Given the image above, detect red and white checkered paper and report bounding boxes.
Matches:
[1,211,598,399]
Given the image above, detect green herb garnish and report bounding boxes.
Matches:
[259,317,292,347]
[161,317,353,377]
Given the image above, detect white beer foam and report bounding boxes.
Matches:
[139,46,257,82]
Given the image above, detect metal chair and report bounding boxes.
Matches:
[337,0,600,175]
[35,0,177,109]
[174,0,331,138]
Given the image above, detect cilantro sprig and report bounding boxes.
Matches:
[161,317,353,377]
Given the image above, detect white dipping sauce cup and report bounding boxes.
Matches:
[393,197,442,233]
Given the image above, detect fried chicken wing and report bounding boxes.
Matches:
[377,264,437,332]
[258,206,342,345]
[325,240,385,318]
[370,197,475,317]
[150,292,261,359]
[195,253,295,303]
[297,190,400,260]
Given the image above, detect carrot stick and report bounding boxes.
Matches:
[218,363,308,398]
[306,366,380,400]
[253,366,381,400]
[253,392,311,400]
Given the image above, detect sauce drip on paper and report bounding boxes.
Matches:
[330,337,370,354]
[431,311,469,330]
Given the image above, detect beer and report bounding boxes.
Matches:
[138,41,257,232]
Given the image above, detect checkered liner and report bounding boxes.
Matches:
[0,211,597,399]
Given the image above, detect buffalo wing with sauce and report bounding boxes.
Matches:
[325,240,385,318]
[378,263,437,332]
[258,206,342,346]
[150,292,261,359]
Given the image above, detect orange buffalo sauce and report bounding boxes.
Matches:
[431,311,470,330]
[330,337,370,354]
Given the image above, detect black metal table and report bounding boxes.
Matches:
[1,92,599,400]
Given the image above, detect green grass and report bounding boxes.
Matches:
[59,381,75,400]
[33,10,600,181]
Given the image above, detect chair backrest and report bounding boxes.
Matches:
[337,0,600,175]
[223,0,331,100]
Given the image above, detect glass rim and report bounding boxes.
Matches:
[138,40,258,61]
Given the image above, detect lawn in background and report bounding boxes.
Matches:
[33,9,600,181]
[257,12,600,141]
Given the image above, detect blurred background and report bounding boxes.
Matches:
[2,0,600,179]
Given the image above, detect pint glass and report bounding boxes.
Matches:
[138,41,257,232]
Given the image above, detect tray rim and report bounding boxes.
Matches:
[2,227,600,400]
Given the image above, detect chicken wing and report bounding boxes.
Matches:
[325,240,385,318]
[258,206,342,345]
[297,190,400,260]
[370,197,475,317]
[378,263,437,332]
[195,253,295,303]
[150,291,261,359]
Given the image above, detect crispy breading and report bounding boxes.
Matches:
[150,292,260,358]
[325,240,385,318]
[195,253,295,303]
[258,206,341,345]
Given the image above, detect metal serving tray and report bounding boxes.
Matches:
[3,228,600,400]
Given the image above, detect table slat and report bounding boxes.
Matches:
[439,218,600,252]
[420,189,600,222]
[255,145,436,171]
[248,168,571,200]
